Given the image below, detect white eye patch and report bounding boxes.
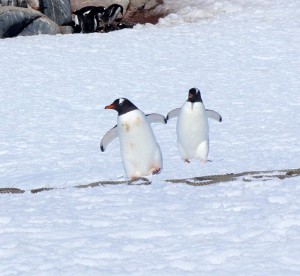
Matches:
[119,98,125,105]
[192,88,200,96]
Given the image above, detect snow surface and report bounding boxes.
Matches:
[1,0,300,274]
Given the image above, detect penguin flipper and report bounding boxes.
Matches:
[100,125,118,152]
[146,113,167,124]
[206,109,222,122]
[166,108,180,121]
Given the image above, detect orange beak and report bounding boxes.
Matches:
[105,103,116,110]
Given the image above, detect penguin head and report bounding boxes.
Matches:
[102,4,124,23]
[187,87,202,103]
[92,6,105,18]
[105,98,138,116]
[107,4,124,15]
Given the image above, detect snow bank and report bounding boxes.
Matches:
[0,0,300,274]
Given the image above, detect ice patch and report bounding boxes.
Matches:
[205,249,241,265]
[0,216,11,224]
[268,196,288,204]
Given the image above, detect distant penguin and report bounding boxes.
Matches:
[166,88,222,163]
[101,98,166,179]
[101,4,123,24]
[73,6,105,33]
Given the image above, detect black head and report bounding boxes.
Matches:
[102,4,124,22]
[187,87,202,103]
[90,6,105,16]
[107,4,124,15]
[105,98,138,116]
[94,6,105,13]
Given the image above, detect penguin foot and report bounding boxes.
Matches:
[151,168,161,175]
[184,159,190,163]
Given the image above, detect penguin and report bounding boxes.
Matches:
[93,6,106,30]
[101,98,166,179]
[101,4,124,24]
[97,4,124,32]
[166,88,222,163]
[73,6,105,33]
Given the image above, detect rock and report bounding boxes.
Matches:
[0,6,61,38]
[1,0,28,8]
[41,0,72,25]
[125,0,162,18]
[60,25,73,34]
[18,16,61,36]
[0,6,41,38]
[123,0,164,24]
[27,0,40,10]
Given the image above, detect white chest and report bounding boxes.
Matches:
[116,110,162,178]
[177,102,209,144]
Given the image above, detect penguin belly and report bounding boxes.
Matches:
[117,110,163,179]
[177,102,209,162]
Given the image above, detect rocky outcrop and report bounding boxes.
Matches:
[126,0,162,18]
[124,0,163,24]
[42,0,72,26]
[0,0,72,25]
[18,15,61,36]
[0,6,61,38]
[0,0,27,8]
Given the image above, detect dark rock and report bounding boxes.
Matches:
[0,6,41,38]
[18,16,61,36]
[0,6,61,38]
[41,0,72,25]
[0,0,28,8]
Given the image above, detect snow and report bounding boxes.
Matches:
[1,0,300,274]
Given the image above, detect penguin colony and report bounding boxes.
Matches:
[72,4,132,33]
[101,88,222,179]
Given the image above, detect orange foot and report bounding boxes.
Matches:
[151,168,161,175]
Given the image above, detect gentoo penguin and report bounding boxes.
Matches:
[166,88,222,163]
[97,4,124,32]
[101,98,166,179]
[73,6,105,33]
[101,4,124,24]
